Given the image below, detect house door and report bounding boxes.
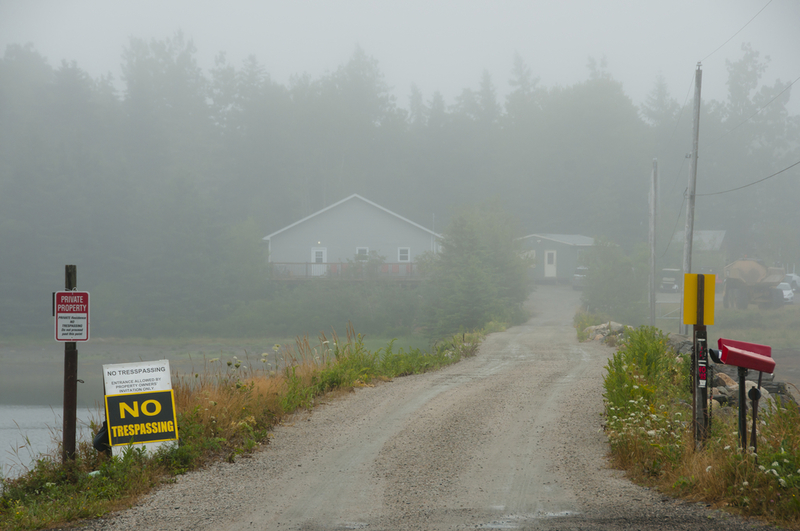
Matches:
[311,248,327,277]
[544,250,557,278]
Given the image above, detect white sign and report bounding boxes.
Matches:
[103,359,172,395]
[102,360,174,456]
[54,291,89,341]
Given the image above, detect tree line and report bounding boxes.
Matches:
[1,34,797,338]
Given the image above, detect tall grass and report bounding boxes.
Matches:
[604,326,800,528]
[0,326,483,530]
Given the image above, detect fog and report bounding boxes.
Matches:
[1,0,799,352]
[2,1,799,114]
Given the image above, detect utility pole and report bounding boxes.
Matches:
[649,159,658,327]
[681,63,702,335]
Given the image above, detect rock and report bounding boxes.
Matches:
[713,372,736,387]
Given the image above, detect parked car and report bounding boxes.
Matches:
[659,268,681,292]
[783,274,800,292]
[777,282,794,304]
[572,266,588,290]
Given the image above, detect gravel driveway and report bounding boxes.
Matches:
[77,285,778,530]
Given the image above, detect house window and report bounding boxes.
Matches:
[356,247,369,260]
[398,247,410,262]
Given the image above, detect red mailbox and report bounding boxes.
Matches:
[717,339,775,374]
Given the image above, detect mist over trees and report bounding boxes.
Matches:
[1,35,797,338]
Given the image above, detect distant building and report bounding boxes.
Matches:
[518,233,595,283]
[263,194,440,279]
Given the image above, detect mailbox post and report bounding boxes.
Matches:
[711,339,775,455]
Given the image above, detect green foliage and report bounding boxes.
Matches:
[423,201,531,338]
[583,239,648,326]
[603,326,800,528]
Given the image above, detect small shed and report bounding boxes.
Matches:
[263,194,440,279]
[519,233,595,283]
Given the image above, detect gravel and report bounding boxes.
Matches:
[73,285,780,530]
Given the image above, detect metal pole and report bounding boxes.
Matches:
[681,63,702,335]
[649,159,657,327]
[63,265,78,462]
[738,366,748,452]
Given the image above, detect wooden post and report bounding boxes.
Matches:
[62,265,78,462]
[694,275,709,446]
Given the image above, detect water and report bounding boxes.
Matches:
[0,405,97,480]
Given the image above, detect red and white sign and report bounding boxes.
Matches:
[55,291,90,341]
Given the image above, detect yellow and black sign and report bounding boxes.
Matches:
[105,389,178,446]
[683,273,715,326]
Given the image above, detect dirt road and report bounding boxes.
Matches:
[84,285,775,530]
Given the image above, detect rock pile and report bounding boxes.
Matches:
[582,321,631,343]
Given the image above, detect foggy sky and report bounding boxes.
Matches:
[1,0,798,113]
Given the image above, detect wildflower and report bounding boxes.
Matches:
[743,481,749,487]
[771,469,780,477]
[647,430,656,437]
[210,358,219,363]
[759,465,766,471]
[779,479,787,488]
[772,462,779,468]
[227,361,232,367]
[633,385,639,390]
[784,459,790,464]
[675,412,682,417]
[724,446,731,451]
[273,344,281,352]
[706,466,712,473]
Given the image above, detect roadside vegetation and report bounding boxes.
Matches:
[0,326,483,530]
[601,326,800,529]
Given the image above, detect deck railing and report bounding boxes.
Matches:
[269,262,422,280]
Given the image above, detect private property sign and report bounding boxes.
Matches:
[54,291,89,341]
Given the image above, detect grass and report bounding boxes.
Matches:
[710,303,800,349]
[603,326,800,528]
[0,325,483,530]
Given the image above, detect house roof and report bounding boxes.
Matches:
[518,234,595,247]
[670,230,726,251]
[263,194,441,241]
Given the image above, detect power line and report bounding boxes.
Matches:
[697,159,800,196]
[700,0,773,63]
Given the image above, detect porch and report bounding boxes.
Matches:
[269,262,422,280]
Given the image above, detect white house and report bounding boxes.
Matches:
[263,194,440,278]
